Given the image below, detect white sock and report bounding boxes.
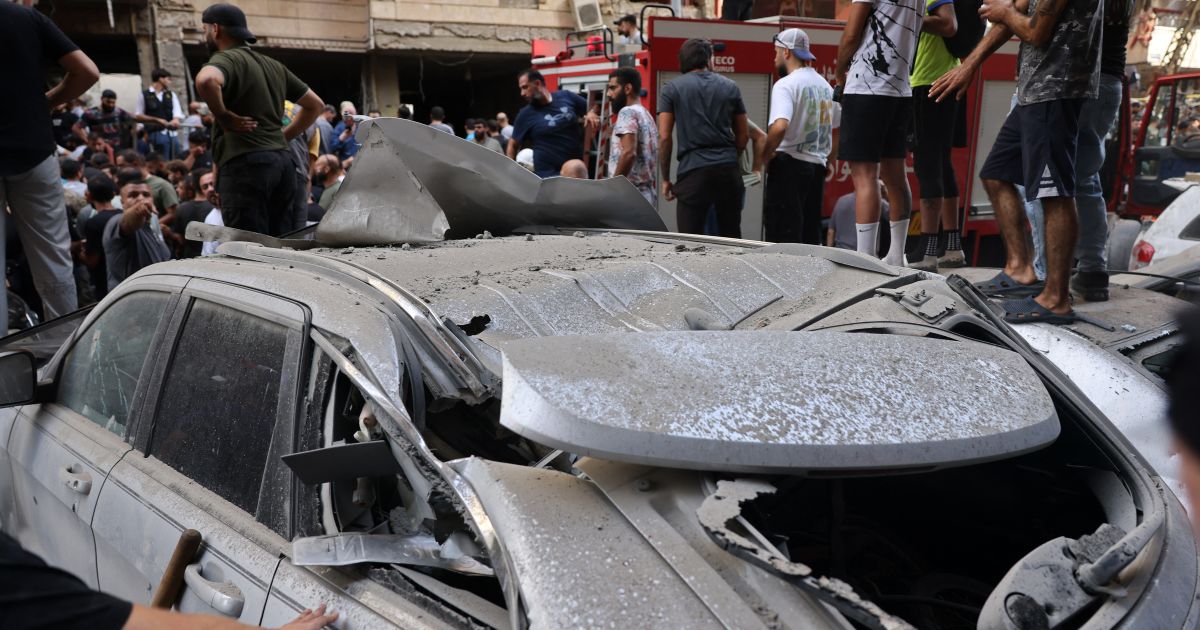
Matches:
[886,219,909,266]
[856,223,879,257]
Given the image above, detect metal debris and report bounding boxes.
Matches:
[292,533,493,576]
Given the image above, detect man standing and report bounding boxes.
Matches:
[429,107,455,134]
[80,175,121,298]
[173,171,215,258]
[77,89,135,152]
[116,149,179,233]
[605,67,658,206]
[614,15,645,45]
[762,29,839,244]
[286,101,322,233]
[194,3,324,236]
[908,0,965,272]
[136,68,184,160]
[102,170,172,290]
[658,39,749,237]
[471,120,504,153]
[932,0,1101,322]
[1023,0,1131,301]
[507,70,599,178]
[1,2,95,323]
[834,0,924,265]
[317,104,337,153]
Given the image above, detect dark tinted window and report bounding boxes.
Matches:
[58,292,168,436]
[150,300,289,517]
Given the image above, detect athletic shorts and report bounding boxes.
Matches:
[978,99,1084,201]
[837,94,912,162]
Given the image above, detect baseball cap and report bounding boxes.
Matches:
[201,3,257,44]
[774,28,816,62]
[101,89,117,99]
[613,14,636,25]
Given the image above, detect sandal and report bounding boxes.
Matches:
[973,271,1044,297]
[1001,297,1076,324]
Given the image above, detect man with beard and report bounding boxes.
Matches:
[604,67,658,205]
[507,69,599,178]
[194,3,324,236]
[76,89,135,151]
[762,29,839,244]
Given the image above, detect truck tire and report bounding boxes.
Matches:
[1106,219,1141,272]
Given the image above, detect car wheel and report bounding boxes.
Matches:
[1107,219,1141,272]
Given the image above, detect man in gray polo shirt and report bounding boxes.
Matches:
[657,38,749,237]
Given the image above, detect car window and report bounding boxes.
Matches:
[149,299,289,519]
[57,292,169,436]
[1145,83,1174,148]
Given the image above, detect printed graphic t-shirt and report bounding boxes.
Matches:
[1016,0,1102,105]
[512,90,588,178]
[844,0,925,97]
[768,67,841,165]
[607,103,659,205]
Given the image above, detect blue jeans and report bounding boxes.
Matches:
[148,130,179,160]
[1026,73,1122,279]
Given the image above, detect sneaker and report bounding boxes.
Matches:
[1071,270,1109,302]
[938,249,966,268]
[910,255,938,272]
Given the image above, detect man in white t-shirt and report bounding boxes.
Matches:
[835,0,924,265]
[763,29,840,244]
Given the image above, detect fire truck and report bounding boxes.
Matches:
[531,13,1021,264]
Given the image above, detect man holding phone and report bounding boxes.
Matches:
[331,101,361,162]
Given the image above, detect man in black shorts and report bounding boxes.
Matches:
[834,0,925,266]
[934,0,1101,322]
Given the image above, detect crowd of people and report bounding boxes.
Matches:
[0,0,1145,332]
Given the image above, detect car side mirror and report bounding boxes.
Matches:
[0,351,38,408]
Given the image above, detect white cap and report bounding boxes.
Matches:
[516,148,534,170]
[774,28,816,62]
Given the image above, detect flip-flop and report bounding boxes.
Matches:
[973,271,1044,297]
[1001,297,1076,324]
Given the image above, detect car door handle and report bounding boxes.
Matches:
[59,465,91,495]
[183,563,245,618]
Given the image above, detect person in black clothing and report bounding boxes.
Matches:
[173,170,216,258]
[0,530,338,629]
[80,175,121,299]
[50,103,81,150]
[136,68,183,160]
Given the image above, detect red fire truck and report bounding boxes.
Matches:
[532,14,1021,263]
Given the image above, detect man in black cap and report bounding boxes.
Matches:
[194,3,325,236]
[614,15,644,46]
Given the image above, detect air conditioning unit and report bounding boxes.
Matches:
[570,0,604,31]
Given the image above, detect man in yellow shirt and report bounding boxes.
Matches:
[909,0,964,272]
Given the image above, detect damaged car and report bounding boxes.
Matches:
[0,119,1196,630]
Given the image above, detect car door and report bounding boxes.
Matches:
[92,280,307,624]
[4,281,184,588]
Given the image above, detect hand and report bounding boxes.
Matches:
[277,604,339,630]
[167,119,180,129]
[214,110,258,133]
[584,111,600,131]
[191,145,205,156]
[928,62,976,102]
[835,71,847,88]
[979,0,1014,22]
[662,180,676,201]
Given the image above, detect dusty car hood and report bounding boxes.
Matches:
[314,118,667,245]
[498,330,1059,472]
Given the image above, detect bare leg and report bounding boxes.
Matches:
[850,162,881,224]
[1036,197,1077,314]
[940,196,959,231]
[879,158,911,222]
[983,177,1038,285]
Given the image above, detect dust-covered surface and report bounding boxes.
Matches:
[498,330,1059,472]
[310,233,893,349]
[456,458,721,629]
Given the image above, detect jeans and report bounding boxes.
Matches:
[147,130,179,160]
[763,154,826,244]
[0,154,79,324]
[217,149,296,237]
[1026,73,1122,278]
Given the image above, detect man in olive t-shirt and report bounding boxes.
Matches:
[195,3,324,236]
